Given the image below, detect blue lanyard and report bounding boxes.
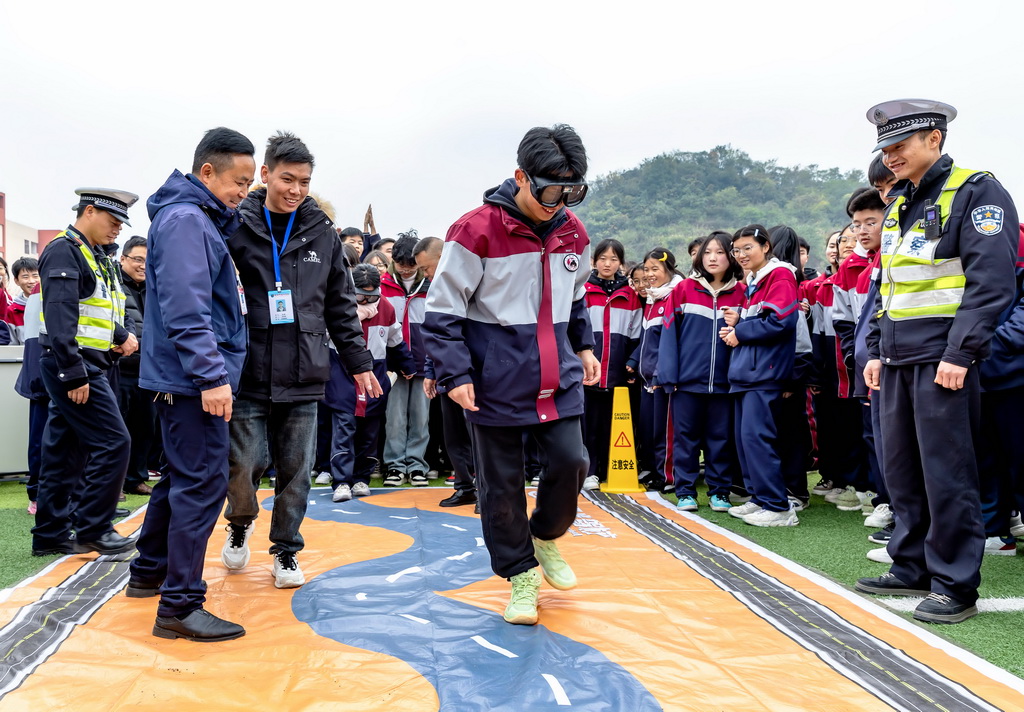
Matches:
[264,207,297,290]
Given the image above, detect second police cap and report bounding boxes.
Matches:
[72,188,139,226]
[866,99,957,152]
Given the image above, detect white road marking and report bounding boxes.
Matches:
[333,509,360,514]
[399,614,430,625]
[541,673,572,706]
[386,566,422,583]
[442,523,467,532]
[446,552,473,561]
[471,635,518,658]
[309,500,316,505]
[879,597,1024,614]
[356,593,367,601]
[475,537,485,547]
[390,516,416,520]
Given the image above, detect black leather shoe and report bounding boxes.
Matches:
[855,572,929,597]
[913,593,979,624]
[113,508,131,519]
[126,579,162,598]
[73,531,137,555]
[439,490,477,508]
[32,541,75,557]
[153,608,245,642]
[474,502,480,514]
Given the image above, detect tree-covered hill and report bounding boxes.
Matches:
[574,146,866,271]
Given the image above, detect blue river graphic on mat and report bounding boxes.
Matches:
[275,490,662,711]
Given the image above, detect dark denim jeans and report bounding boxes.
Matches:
[226,398,317,555]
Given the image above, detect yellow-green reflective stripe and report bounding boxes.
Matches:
[883,260,964,284]
[887,288,964,310]
[893,276,966,294]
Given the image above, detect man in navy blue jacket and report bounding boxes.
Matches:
[127,127,256,642]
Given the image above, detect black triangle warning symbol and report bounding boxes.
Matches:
[613,431,632,448]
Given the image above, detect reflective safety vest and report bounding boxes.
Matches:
[39,231,126,351]
[878,166,987,320]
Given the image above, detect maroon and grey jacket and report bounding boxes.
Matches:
[422,178,594,427]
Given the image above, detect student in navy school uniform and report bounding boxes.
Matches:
[720,224,801,527]
[325,264,415,502]
[632,247,683,490]
[659,232,744,512]
[581,239,642,491]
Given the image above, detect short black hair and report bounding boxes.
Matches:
[121,235,147,257]
[916,128,946,151]
[372,237,396,251]
[867,154,895,186]
[265,131,315,171]
[798,237,810,252]
[413,236,443,258]
[593,238,625,265]
[391,235,419,266]
[192,127,255,174]
[363,249,390,267]
[339,227,363,239]
[517,124,588,180]
[11,257,38,278]
[352,263,381,291]
[734,224,773,258]
[687,237,706,256]
[847,187,887,216]
[643,247,681,276]
[768,225,804,282]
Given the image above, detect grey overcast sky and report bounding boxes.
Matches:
[2,0,1022,244]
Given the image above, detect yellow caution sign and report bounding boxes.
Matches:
[601,386,643,493]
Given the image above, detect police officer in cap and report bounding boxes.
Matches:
[855,100,1019,623]
[32,188,140,556]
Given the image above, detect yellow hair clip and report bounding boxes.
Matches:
[658,252,668,262]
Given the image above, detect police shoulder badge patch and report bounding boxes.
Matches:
[971,205,1004,235]
[563,254,580,272]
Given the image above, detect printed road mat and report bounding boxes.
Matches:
[1,488,1023,711]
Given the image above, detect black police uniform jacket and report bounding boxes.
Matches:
[866,155,1019,368]
[117,267,145,380]
[229,189,372,402]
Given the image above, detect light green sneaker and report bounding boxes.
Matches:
[533,537,578,590]
[504,568,542,625]
[834,486,862,512]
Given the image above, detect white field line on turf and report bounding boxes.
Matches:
[880,597,1024,614]
[0,504,147,605]
[644,492,1024,695]
[386,566,422,583]
[471,635,517,658]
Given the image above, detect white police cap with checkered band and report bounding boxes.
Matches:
[867,99,957,152]
[72,188,139,226]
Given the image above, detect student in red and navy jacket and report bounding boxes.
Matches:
[659,233,744,512]
[380,235,431,487]
[630,247,683,491]
[720,225,801,527]
[324,265,414,502]
[581,239,641,490]
[421,124,599,626]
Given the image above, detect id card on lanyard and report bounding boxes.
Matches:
[266,207,296,325]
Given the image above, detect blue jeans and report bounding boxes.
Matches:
[383,376,430,473]
[226,398,316,555]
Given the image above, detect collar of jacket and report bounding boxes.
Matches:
[236,188,332,249]
[691,273,739,296]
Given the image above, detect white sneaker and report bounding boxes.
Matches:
[866,547,893,563]
[824,487,847,504]
[351,482,371,497]
[743,507,798,527]
[221,522,254,570]
[530,475,540,486]
[859,491,877,513]
[272,551,305,588]
[1010,513,1024,538]
[728,501,761,518]
[788,496,807,512]
[332,483,352,502]
[864,503,894,529]
[984,536,1017,556]
[314,471,332,485]
[582,475,600,491]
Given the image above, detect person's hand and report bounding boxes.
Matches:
[719,326,739,347]
[68,384,90,404]
[800,299,810,313]
[935,361,968,391]
[364,204,375,234]
[113,333,139,357]
[579,349,600,386]
[448,383,479,411]
[423,378,437,399]
[722,307,740,327]
[202,384,233,421]
[864,359,881,391]
[354,371,384,399]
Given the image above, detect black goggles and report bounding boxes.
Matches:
[523,171,588,208]
[355,292,381,305]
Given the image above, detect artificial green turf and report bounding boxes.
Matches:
[666,476,1024,680]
